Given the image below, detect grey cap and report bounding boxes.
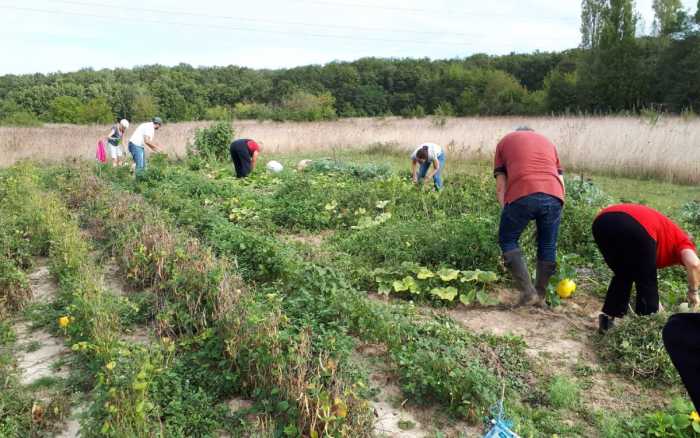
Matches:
[152,117,163,125]
[515,125,534,132]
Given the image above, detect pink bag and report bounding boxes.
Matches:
[96,140,107,163]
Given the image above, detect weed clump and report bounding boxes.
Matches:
[187,121,235,162]
[306,158,392,179]
[596,313,678,385]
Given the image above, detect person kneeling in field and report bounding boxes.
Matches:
[104,119,129,167]
[411,143,445,191]
[127,117,165,177]
[593,203,700,332]
[229,138,260,178]
[494,127,565,307]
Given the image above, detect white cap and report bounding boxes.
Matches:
[119,119,130,129]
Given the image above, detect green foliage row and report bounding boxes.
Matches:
[51,166,375,437]
[95,160,535,422]
[0,167,74,437]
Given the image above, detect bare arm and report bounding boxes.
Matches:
[495,174,507,208]
[411,160,418,182]
[251,150,259,170]
[425,158,440,181]
[682,249,700,307]
[143,136,163,153]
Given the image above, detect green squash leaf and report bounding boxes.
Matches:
[393,280,408,292]
[460,270,478,282]
[415,267,435,280]
[430,286,458,301]
[437,268,460,282]
[476,270,498,283]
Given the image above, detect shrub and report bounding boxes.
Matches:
[232,101,274,120]
[132,94,158,123]
[204,105,232,121]
[48,96,83,123]
[80,97,114,124]
[277,91,337,122]
[187,121,235,161]
[1,111,42,127]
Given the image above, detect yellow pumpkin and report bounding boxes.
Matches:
[556,279,576,298]
[58,316,70,328]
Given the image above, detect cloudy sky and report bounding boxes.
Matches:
[0,0,697,74]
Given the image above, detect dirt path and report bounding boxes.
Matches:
[12,258,78,437]
[353,343,478,438]
[102,256,153,345]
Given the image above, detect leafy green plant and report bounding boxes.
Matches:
[547,375,580,409]
[187,121,235,161]
[371,262,498,305]
[306,158,392,180]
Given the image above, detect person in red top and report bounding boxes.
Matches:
[229,138,261,178]
[592,203,700,332]
[494,127,565,307]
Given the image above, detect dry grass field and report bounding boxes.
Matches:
[1,115,699,182]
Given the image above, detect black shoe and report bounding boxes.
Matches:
[598,314,615,333]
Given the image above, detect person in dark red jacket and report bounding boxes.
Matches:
[494,127,565,307]
[592,203,700,332]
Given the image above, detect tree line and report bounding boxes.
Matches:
[0,0,698,125]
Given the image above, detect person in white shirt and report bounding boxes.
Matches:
[410,143,446,190]
[128,117,164,176]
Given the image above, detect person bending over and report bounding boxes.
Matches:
[593,203,700,332]
[229,138,260,178]
[411,143,445,191]
[494,127,565,307]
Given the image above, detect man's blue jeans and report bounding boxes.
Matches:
[128,142,146,176]
[418,152,446,190]
[498,193,563,262]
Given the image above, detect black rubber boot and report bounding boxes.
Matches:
[534,260,557,307]
[503,249,537,307]
[598,313,615,334]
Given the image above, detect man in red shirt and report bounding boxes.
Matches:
[229,138,261,178]
[494,127,565,307]
[593,203,700,330]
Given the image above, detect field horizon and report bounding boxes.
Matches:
[2,115,699,183]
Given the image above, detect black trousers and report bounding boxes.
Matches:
[592,212,659,317]
[229,140,252,178]
[663,313,700,411]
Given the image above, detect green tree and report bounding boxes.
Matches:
[278,91,336,121]
[599,0,637,49]
[696,0,700,23]
[581,0,607,48]
[653,0,684,35]
[578,0,643,111]
[545,69,579,113]
[48,96,82,123]
[132,94,157,122]
[79,97,114,124]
